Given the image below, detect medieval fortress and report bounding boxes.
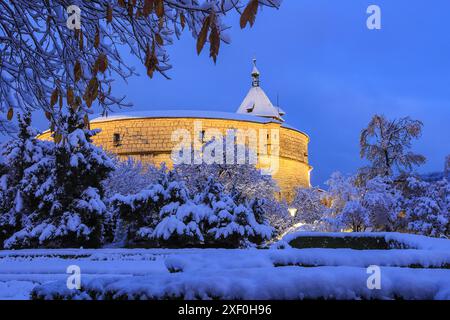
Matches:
[40,60,312,201]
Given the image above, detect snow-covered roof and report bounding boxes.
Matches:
[236,60,284,121]
[91,110,278,124]
[236,87,284,121]
[90,110,307,138]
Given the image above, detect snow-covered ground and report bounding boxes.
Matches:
[1,233,450,300]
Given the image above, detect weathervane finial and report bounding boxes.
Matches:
[251,58,260,87]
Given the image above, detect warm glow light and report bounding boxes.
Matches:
[288,208,298,217]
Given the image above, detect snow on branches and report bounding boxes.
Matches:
[0,0,281,134]
[110,173,274,248]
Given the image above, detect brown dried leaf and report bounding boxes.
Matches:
[240,0,259,29]
[67,87,74,106]
[143,0,154,16]
[180,12,186,30]
[155,0,164,18]
[128,2,133,17]
[7,107,13,121]
[209,23,220,63]
[54,132,62,144]
[145,43,158,78]
[74,96,82,109]
[79,30,84,50]
[84,77,99,107]
[50,88,59,107]
[97,54,108,73]
[74,61,82,82]
[155,33,163,46]
[94,27,100,48]
[106,4,113,23]
[83,114,90,129]
[196,16,210,55]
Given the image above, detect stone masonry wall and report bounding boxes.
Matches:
[39,117,311,201]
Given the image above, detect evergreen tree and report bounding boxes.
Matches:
[111,170,190,246]
[246,198,274,245]
[5,109,114,248]
[0,112,54,247]
[152,172,205,247]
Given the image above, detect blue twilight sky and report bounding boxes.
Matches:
[8,0,450,186]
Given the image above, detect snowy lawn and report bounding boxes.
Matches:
[1,233,450,300]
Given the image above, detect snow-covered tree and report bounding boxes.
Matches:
[110,171,179,245]
[104,157,167,198]
[263,198,291,236]
[402,177,449,238]
[359,115,426,180]
[4,109,114,248]
[338,200,371,232]
[325,172,359,220]
[198,177,273,248]
[152,172,205,247]
[246,197,275,244]
[0,113,54,247]
[111,174,274,248]
[323,172,374,232]
[291,187,326,224]
[0,0,281,134]
[175,134,278,204]
[361,176,403,231]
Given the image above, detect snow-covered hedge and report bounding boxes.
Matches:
[30,266,450,300]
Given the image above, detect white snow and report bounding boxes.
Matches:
[236,87,284,121]
[1,232,450,300]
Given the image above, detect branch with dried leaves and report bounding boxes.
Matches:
[0,0,281,137]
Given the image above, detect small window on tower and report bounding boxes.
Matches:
[113,133,121,147]
[199,130,206,143]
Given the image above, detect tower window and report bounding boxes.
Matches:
[199,130,206,143]
[113,133,121,146]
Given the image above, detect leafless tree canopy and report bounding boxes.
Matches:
[359,114,426,179]
[0,0,281,135]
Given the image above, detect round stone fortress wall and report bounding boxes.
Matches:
[39,113,311,201]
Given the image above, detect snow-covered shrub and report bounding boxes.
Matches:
[152,174,206,247]
[291,187,327,224]
[402,177,449,238]
[110,173,174,246]
[202,178,274,248]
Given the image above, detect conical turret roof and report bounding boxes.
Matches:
[236,59,284,121]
